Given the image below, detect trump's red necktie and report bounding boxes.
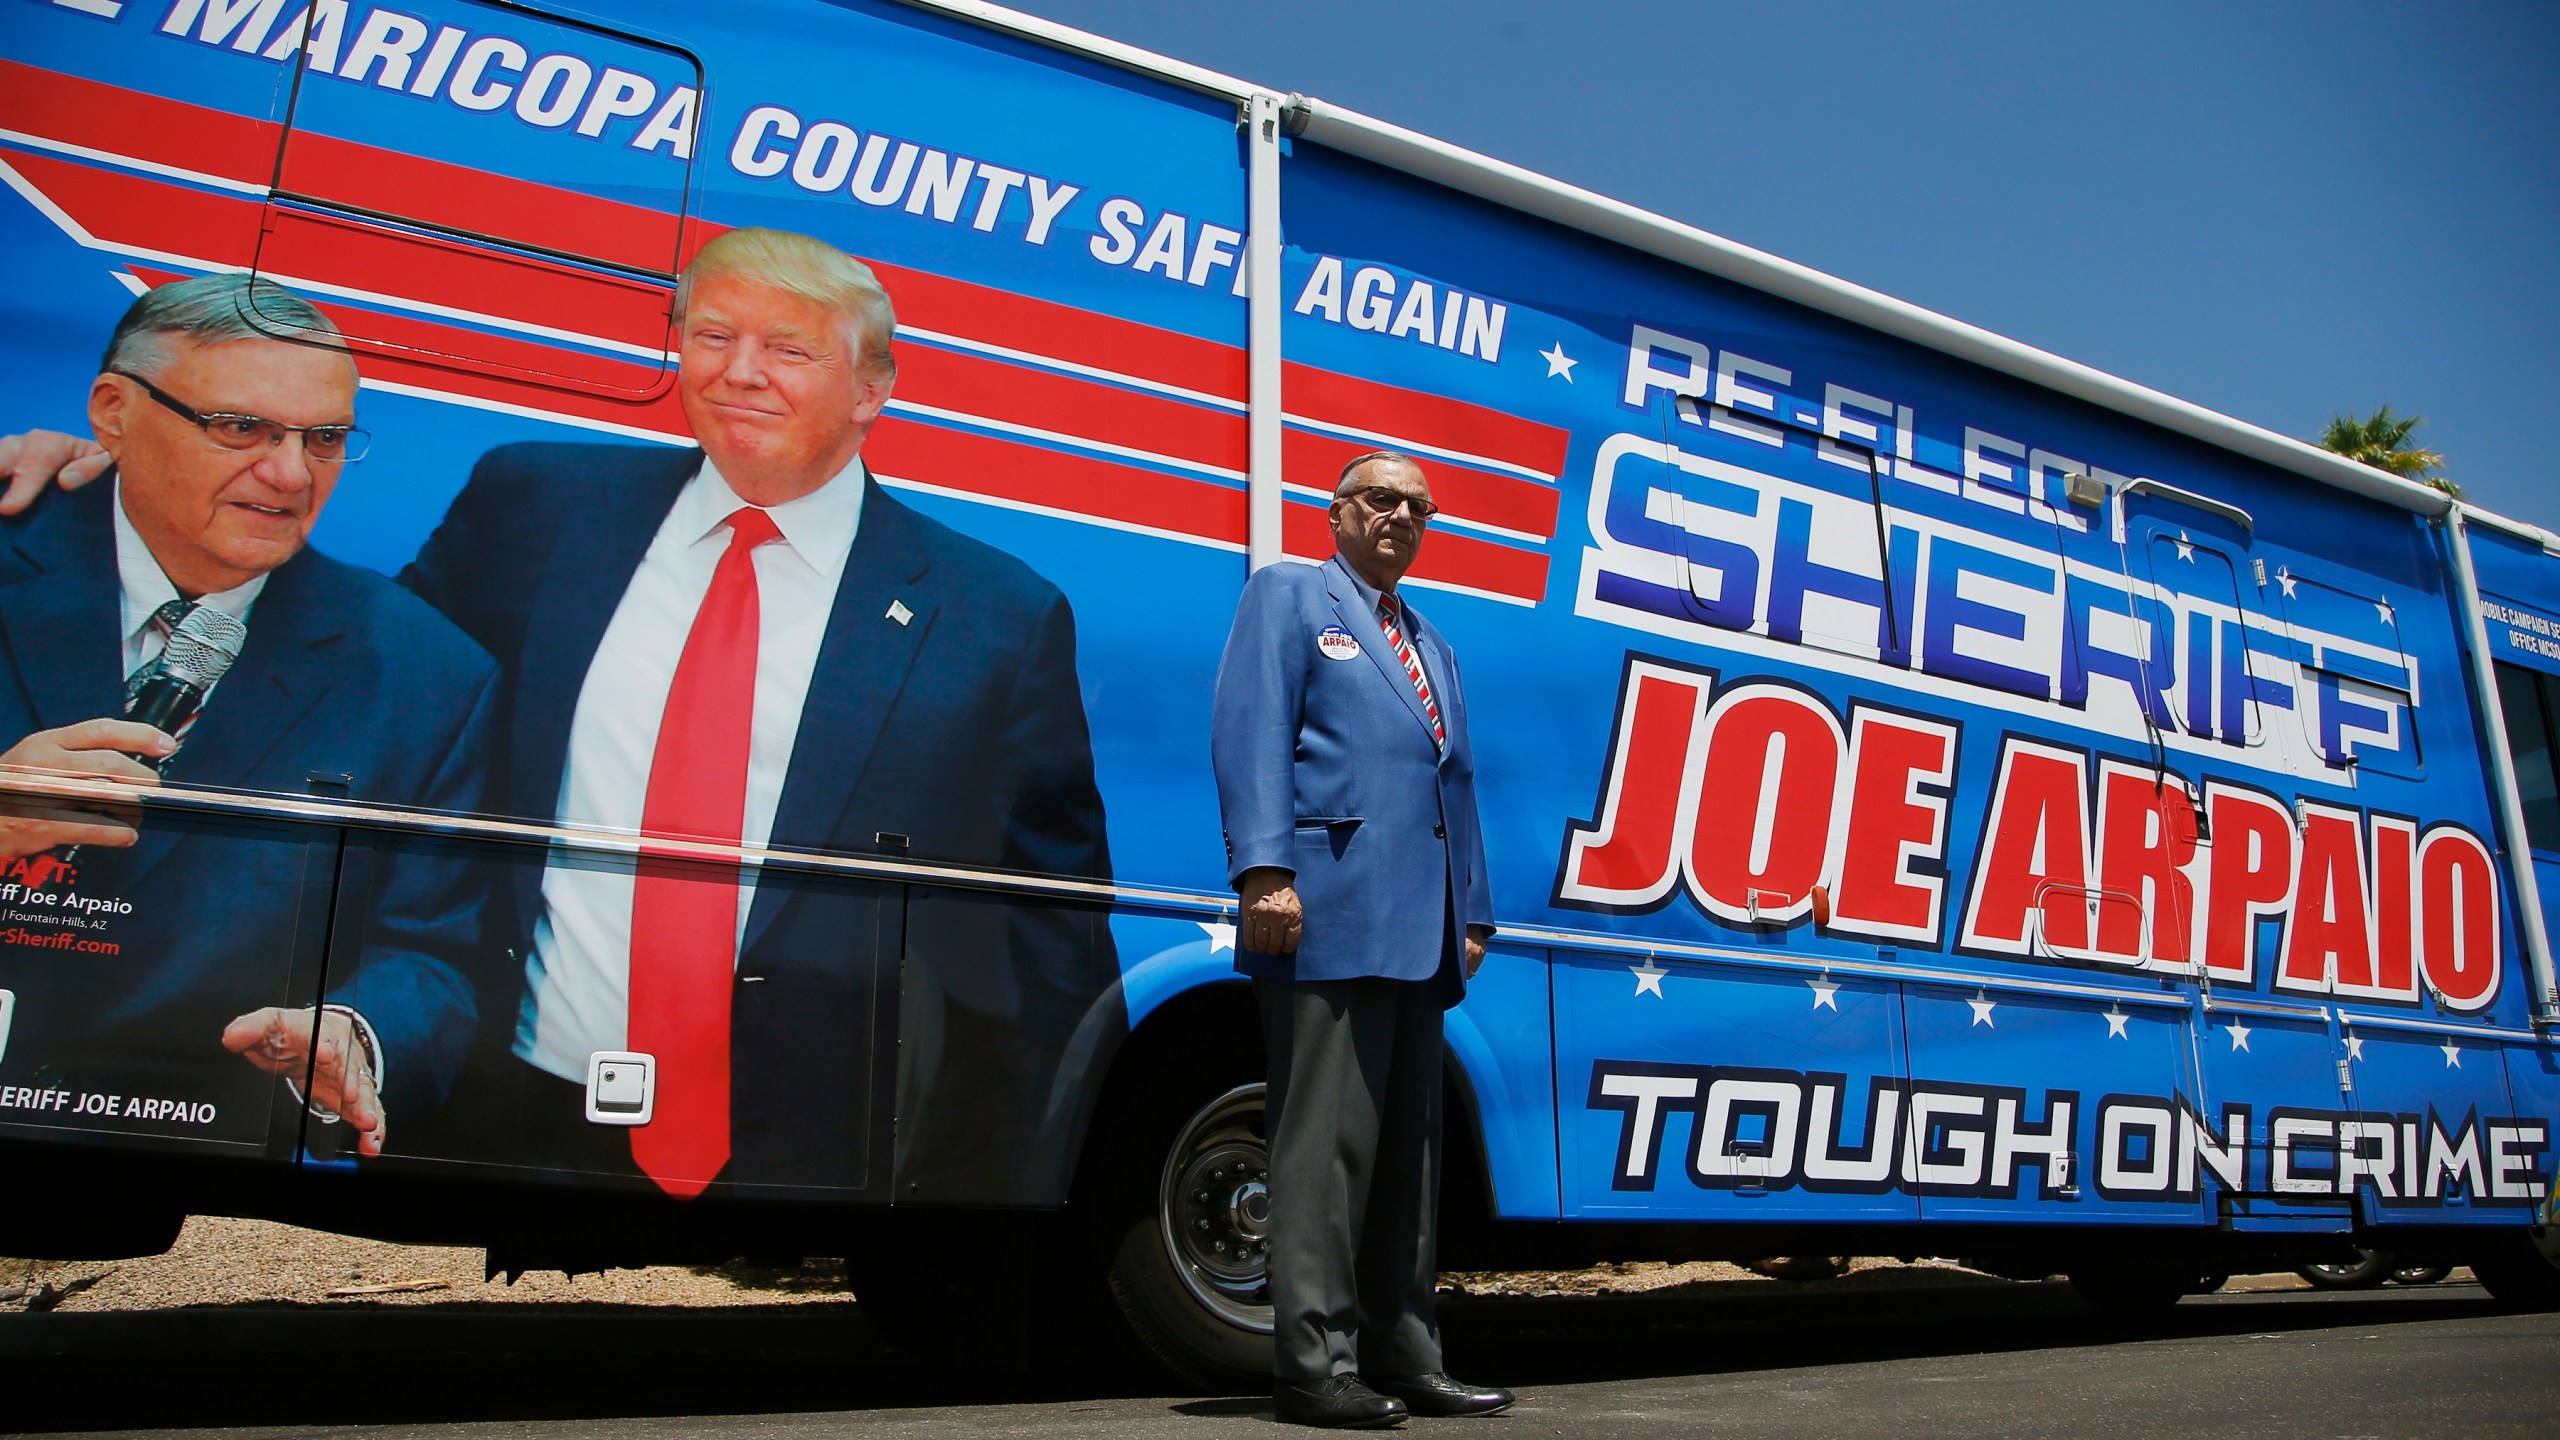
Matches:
[629,506,779,1197]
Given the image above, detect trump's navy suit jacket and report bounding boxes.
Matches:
[0,478,500,1145]
[400,442,1118,1197]
[1211,555,1493,1005]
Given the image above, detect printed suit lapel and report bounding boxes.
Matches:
[123,550,344,889]
[743,476,934,956]
[1325,557,1438,743]
[0,479,124,734]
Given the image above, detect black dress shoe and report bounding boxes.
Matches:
[1368,1372,1515,1417]
[1274,1374,1409,1428]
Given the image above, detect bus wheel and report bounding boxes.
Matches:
[1099,1079,1275,1391]
[2470,1227,2560,1311]
[2297,1249,2396,1289]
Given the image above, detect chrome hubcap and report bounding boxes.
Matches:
[1158,1083,1274,1333]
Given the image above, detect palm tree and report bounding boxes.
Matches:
[2317,406,2457,499]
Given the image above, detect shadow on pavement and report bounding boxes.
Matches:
[0,1278,2507,1433]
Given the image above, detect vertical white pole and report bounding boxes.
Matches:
[2446,506,2560,1027]
[1244,91,1285,572]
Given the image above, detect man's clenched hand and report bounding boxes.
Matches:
[1237,866,1303,955]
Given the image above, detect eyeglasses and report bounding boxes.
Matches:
[1342,485,1439,521]
[114,370,370,464]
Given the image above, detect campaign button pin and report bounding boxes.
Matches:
[1318,626,1362,661]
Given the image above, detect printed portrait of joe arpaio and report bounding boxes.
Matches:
[0,272,501,1157]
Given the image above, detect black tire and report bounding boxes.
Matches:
[2297,1248,2395,1289]
[2187,1273,2228,1295]
[1092,1072,1275,1391]
[2067,1263,2190,1318]
[2388,1264,2450,1286]
[2470,1229,2560,1311]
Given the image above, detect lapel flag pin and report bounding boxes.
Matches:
[887,600,914,627]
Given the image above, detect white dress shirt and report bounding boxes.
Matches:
[112,480,265,686]
[517,456,867,1082]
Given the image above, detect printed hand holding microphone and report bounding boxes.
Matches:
[55,603,246,865]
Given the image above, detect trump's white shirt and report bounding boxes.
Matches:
[516,456,866,1083]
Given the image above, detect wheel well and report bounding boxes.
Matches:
[1072,980,1262,1200]
[1073,981,1503,1273]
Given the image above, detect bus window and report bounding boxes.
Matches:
[2277,571,2422,779]
[1657,393,1904,666]
[248,0,702,398]
[2141,531,2268,748]
[2496,661,2560,852]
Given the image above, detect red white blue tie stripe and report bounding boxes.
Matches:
[125,599,207,746]
[1378,597,1445,747]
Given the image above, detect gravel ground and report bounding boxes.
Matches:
[0,1217,856,1312]
[0,1221,2342,1314]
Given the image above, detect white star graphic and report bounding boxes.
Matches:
[1808,977,1840,1011]
[1540,342,1577,381]
[2104,1008,2130,1039]
[2343,1034,2364,1062]
[1631,957,1668,998]
[1198,920,1235,954]
[2376,598,2395,625]
[2441,1041,2462,1069]
[1967,995,1997,1028]
[2276,566,2299,598]
[2226,1021,2253,1052]
[2174,531,2195,562]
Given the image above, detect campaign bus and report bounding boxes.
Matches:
[3,0,2558,1385]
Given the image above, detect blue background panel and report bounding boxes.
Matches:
[1556,955,1915,1223]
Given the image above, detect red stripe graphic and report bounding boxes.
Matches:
[1286,361,1571,478]
[122,264,683,408]
[899,344,1247,476]
[257,209,676,357]
[10,156,659,349]
[868,424,1247,548]
[277,128,689,277]
[865,260,1249,406]
[7,60,1567,602]
[0,58,278,186]
[5,151,267,270]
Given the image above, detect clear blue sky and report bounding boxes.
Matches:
[1008,0,2560,528]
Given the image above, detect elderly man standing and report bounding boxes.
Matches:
[1210,452,1512,1428]
[0,274,499,1156]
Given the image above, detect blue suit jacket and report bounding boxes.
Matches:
[0,478,500,1145]
[1211,555,1493,1003]
[400,442,1117,1198]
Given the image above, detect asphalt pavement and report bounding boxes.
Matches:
[5,1275,2554,1437]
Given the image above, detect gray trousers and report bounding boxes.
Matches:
[1255,976,1446,1382]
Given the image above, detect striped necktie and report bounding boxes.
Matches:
[1377,595,1445,747]
[124,600,217,748]
[124,598,195,705]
